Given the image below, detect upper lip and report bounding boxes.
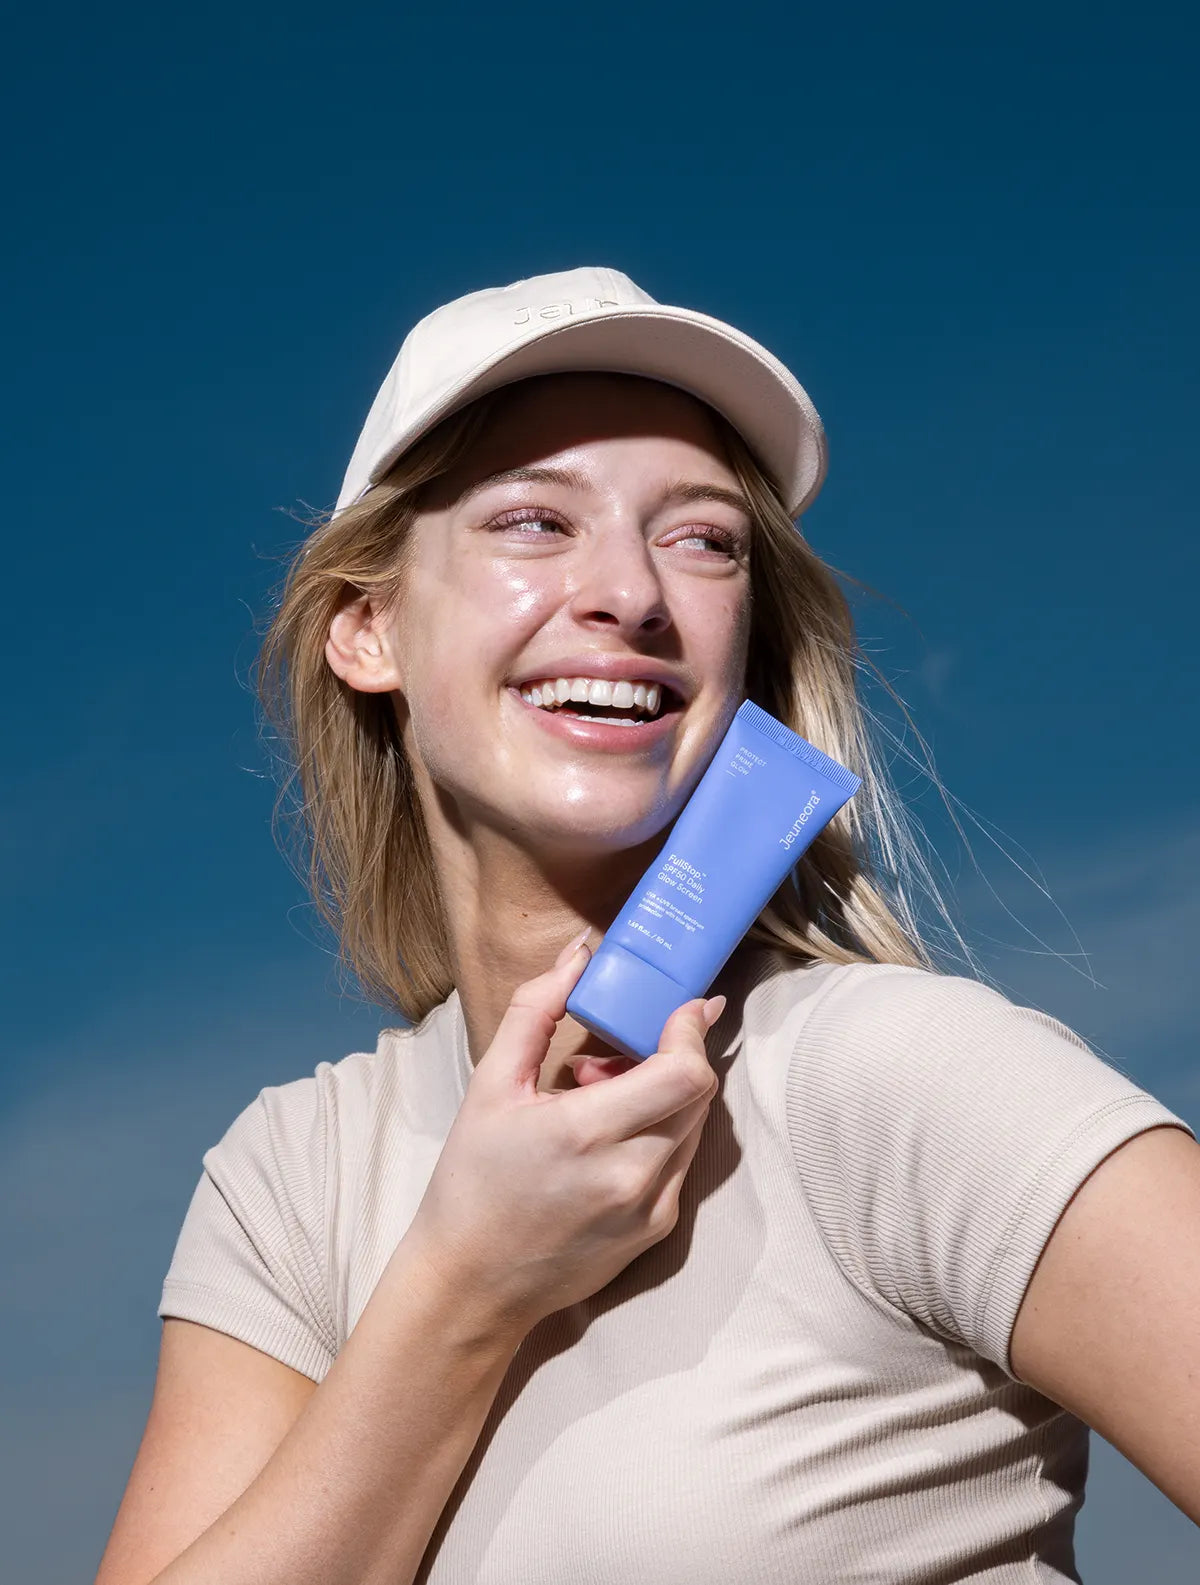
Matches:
[511,655,690,702]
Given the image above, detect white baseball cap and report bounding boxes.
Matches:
[334,265,828,520]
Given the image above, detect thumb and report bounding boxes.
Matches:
[473,935,593,1097]
[651,992,726,1059]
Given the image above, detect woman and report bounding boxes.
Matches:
[98,268,1199,1584]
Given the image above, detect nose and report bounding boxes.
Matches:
[567,523,671,638]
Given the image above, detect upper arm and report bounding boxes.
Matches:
[1010,1122,1200,1525]
[93,1318,318,1585]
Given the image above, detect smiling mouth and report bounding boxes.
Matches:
[517,677,684,726]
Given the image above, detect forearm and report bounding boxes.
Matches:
[154,1236,527,1585]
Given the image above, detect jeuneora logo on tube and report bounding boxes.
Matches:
[779,793,822,849]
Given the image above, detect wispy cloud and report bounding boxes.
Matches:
[915,643,959,708]
[945,817,1200,1111]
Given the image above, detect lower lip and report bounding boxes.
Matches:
[509,688,680,752]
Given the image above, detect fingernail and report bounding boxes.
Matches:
[556,927,592,967]
[701,994,726,1030]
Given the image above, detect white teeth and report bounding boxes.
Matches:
[517,675,671,719]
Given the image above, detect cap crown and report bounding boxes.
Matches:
[335,265,827,518]
[341,269,654,505]
[405,267,657,402]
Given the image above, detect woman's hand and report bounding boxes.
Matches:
[402,936,724,1333]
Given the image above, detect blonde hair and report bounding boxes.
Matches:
[256,377,962,1023]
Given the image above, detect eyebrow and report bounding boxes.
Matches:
[660,479,754,517]
[457,465,754,518]
[457,465,592,502]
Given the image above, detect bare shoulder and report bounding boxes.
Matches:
[93,1319,317,1585]
[1011,1121,1200,1524]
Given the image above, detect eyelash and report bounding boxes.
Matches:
[488,508,741,556]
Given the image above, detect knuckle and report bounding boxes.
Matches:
[661,1047,716,1098]
[648,1200,680,1240]
[503,995,556,1040]
[654,1047,690,1082]
[608,1159,652,1209]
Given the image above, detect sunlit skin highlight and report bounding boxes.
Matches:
[325,374,754,1090]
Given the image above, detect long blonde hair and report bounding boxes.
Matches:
[255,378,962,1023]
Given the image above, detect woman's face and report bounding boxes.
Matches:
[348,373,754,858]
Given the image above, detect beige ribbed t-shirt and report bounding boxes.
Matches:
[159,947,1190,1583]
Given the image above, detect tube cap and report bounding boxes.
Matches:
[565,940,694,1061]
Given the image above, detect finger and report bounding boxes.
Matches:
[474,939,593,1097]
[645,1089,713,1215]
[610,1084,716,1210]
[554,926,593,968]
[660,993,726,1051]
[571,1053,639,1086]
[567,986,720,1089]
[560,997,718,1142]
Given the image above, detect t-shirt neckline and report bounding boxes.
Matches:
[447,987,472,1103]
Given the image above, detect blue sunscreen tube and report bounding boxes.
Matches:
[565,698,862,1060]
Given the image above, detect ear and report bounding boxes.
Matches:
[325,592,402,694]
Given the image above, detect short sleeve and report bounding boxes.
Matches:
[158,1070,338,1382]
[786,966,1193,1376]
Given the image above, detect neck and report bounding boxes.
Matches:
[430,819,664,1089]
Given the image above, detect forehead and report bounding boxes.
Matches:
[489,370,725,438]
[435,372,737,502]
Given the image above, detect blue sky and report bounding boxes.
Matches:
[3,0,1197,1576]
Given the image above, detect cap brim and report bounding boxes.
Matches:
[343,305,827,520]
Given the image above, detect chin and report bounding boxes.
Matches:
[505,790,677,858]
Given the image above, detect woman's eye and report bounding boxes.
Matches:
[490,512,564,536]
[674,529,738,555]
[486,514,740,555]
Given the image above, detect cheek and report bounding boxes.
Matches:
[403,559,562,717]
[679,581,752,679]
[727,585,753,659]
[444,550,563,632]
[479,561,564,638]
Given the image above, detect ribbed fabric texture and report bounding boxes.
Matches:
[159,948,1190,1583]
